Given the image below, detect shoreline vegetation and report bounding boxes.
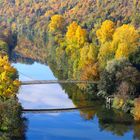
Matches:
[47,15,140,121]
[0,55,25,139]
[0,29,25,139]
[0,0,140,132]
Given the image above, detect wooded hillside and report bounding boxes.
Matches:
[0,0,140,35]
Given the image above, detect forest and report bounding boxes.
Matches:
[0,1,140,137]
[0,16,23,140]
[47,15,140,120]
[0,0,139,65]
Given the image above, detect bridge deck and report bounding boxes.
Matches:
[22,106,95,113]
[21,80,98,85]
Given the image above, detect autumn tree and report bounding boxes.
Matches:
[96,20,116,69]
[0,56,21,100]
[48,14,65,32]
[79,43,97,69]
[96,20,115,44]
[65,22,88,79]
[66,22,87,55]
[98,42,114,69]
[133,98,140,121]
[66,21,78,44]
[112,24,139,59]
[75,26,87,46]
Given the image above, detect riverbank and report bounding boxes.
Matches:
[0,28,25,139]
[46,15,140,121]
[13,60,140,139]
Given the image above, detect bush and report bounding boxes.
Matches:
[98,70,116,97]
[98,58,140,98]
[129,47,140,70]
[112,96,125,110]
[0,97,26,139]
[133,98,140,121]
[0,40,8,55]
[0,56,21,100]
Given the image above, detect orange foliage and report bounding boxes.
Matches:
[80,63,99,81]
[133,98,140,121]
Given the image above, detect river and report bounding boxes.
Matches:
[11,60,140,140]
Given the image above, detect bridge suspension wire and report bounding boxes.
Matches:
[18,71,35,81]
[18,72,98,85]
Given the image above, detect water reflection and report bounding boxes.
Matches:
[18,84,74,109]
[23,111,135,140]
[12,61,140,140]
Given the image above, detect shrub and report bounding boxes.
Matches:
[133,98,140,121]
[112,96,125,109]
[0,97,26,139]
[129,47,140,70]
[98,58,140,98]
[0,56,21,100]
[0,40,8,55]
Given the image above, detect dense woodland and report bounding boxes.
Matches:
[0,0,140,30]
[0,55,23,139]
[0,0,140,126]
[0,14,22,140]
[0,0,139,62]
[47,15,140,120]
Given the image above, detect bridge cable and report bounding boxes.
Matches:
[18,71,35,81]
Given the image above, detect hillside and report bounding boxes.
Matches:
[0,0,139,62]
[0,0,140,35]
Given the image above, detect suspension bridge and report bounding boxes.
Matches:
[19,71,98,113]
[21,80,98,85]
[19,71,98,85]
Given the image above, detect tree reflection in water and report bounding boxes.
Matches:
[11,54,140,140]
[0,97,27,140]
[58,82,140,140]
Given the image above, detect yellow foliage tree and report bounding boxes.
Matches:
[75,26,87,46]
[133,98,140,121]
[80,63,99,81]
[74,43,99,87]
[98,42,114,69]
[112,24,139,59]
[66,22,87,55]
[66,21,78,44]
[0,56,21,99]
[79,43,97,69]
[48,14,65,32]
[65,22,88,80]
[78,63,99,89]
[96,20,115,44]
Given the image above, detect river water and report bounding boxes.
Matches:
[12,61,140,140]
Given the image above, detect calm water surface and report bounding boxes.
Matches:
[12,62,139,140]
